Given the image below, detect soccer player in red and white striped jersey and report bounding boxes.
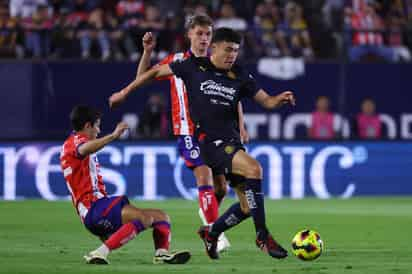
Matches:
[61,105,190,265]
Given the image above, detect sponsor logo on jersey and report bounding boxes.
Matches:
[213,140,223,146]
[200,80,236,101]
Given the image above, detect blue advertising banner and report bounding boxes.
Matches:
[0,142,411,200]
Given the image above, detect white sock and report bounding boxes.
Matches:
[155,248,169,256]
[96,244,110,257]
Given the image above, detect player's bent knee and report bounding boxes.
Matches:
[245,162,263,179]
[145,208,170,224]
[140,213,154,228]
[122,205,153,228]
[158,210,170,223]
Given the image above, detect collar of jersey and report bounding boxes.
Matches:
[198,57,230,74]
[71,131,89,139]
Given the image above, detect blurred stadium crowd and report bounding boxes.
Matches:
[0,0,411,62]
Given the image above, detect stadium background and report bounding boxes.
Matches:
[0,1,412,273]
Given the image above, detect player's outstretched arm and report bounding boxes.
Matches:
[253,89,295,110]
[109,64,173,108]
[136,32,156,78]
[77,122,129,157]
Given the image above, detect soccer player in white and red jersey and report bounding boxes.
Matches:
[134,14,249,253]
[60,105,190,265]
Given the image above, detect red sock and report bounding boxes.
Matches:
[198,185,218,224]
[152,221,170,250]
[105,220,145,250]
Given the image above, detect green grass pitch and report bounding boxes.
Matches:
[1,197,411,274]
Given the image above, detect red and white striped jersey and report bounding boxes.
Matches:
[60,132,107,220]
[157,51,194,136]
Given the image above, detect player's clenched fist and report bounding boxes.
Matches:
[112,122,129,138]
[278,91,296,106]
[142,32,156,52]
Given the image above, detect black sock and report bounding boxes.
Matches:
[210,202,250,237]
[244,178,268,237]
[214,191,225,205]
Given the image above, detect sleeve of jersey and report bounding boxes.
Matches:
[74,137,88,159]
[154,55,174,81]
[241,72,261,98]
[169,59,191,82]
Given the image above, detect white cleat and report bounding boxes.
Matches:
[84,249,109,265]
[153,249,191,264]
[217,232,231,253]
[199,208,231,253]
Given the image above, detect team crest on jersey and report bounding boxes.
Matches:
[224,145,235,154]
[190,149,199,159]
[227,71,236,79]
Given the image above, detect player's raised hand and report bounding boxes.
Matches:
[109,90,126,109]
[142,32,156,52]
[278,91,296,106]
[112,121,129,139]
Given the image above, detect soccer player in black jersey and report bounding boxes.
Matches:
[109,28,295,260]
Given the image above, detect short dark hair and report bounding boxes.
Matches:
[185,13,213,30]
[70,105,101,131]
[211,27,242,44]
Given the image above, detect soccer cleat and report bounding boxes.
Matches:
[256,232,288,259]
[153,249,191,264]
[217,232,231,253]
[198,226,219,259]
[84,250,109,265]
[199,208,231,253]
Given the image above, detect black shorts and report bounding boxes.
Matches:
[199,138,245,177]
[226,173,246,188]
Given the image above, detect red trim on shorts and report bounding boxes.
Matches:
[101,196,123,217]
[198,133,206,142]
[184,158,195,168]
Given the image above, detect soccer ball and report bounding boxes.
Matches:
[291,229,323,261]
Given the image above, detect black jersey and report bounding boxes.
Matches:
[169,56,260,141]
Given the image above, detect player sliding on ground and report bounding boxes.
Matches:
[109,28,295,260]
[60,105,191,265]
